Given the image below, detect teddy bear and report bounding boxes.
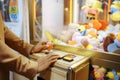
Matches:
[103,32,120,52]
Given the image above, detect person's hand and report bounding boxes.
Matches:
[31,41,53,53]
[37,53,59,73]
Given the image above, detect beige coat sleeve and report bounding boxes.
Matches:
[0,27,38,79]
[4,26,34,57]
[0,40,38,79]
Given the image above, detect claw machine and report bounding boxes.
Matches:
[0,0,30,80]
[30,0,120,80]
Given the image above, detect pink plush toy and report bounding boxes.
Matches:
[93,65,107,80]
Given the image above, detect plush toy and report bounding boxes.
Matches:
[81,0,108,45]
[71,24,87,39]
[71,23,102,50]
[71,20,107,50]
[81,0,103,20]
[107,32,120,52]
[92,65,107,80]
[86,20,108,31]
[84,20,100,43]
[103,33,115,52]
[98,20,109,31]
[102,0,120,52]
[85,19,108,43]
[71,24,89,48]
[106,69,120,80]
[105,0,120,36]
[86,20,107,45]
[103,32,120,52]
[78,25,87,36]
[45,31,67,45]
[109,0,120,21]
[87,20,102,30]
[68,24,94,48]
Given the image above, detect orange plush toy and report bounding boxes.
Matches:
[86,20,108,31]
[85,20,101,38]
[99,20,108,31]
[87,20,102,30]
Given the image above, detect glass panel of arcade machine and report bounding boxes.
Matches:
[29,0,42,44]
[34,0,42,41]
[77,0,107,52]
[74,0,120,53]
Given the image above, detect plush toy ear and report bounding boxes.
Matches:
[109,1,120,21]
[103,36,114,52]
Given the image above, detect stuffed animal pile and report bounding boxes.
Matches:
[44,0,120,53]
[89,65,120,80]
[103,0,120,53]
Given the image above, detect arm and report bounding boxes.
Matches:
[0,40,59,79]
[4,26,49,56]
[0,40,38,79]
[0,13,59,79]
[4,26,34,57]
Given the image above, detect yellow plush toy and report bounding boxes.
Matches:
[106,69,120,80]
[81,0,103,12]
[81,0,103,20]
[45,31,67,45]
[110,0,120,21]
[106,72,114,79]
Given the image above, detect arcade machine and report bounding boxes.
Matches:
[30,0,120,80]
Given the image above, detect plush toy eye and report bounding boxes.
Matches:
[86,16,95,20]
[78,29,81,31]
[86,16,91,20]
[86,16,89,19]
